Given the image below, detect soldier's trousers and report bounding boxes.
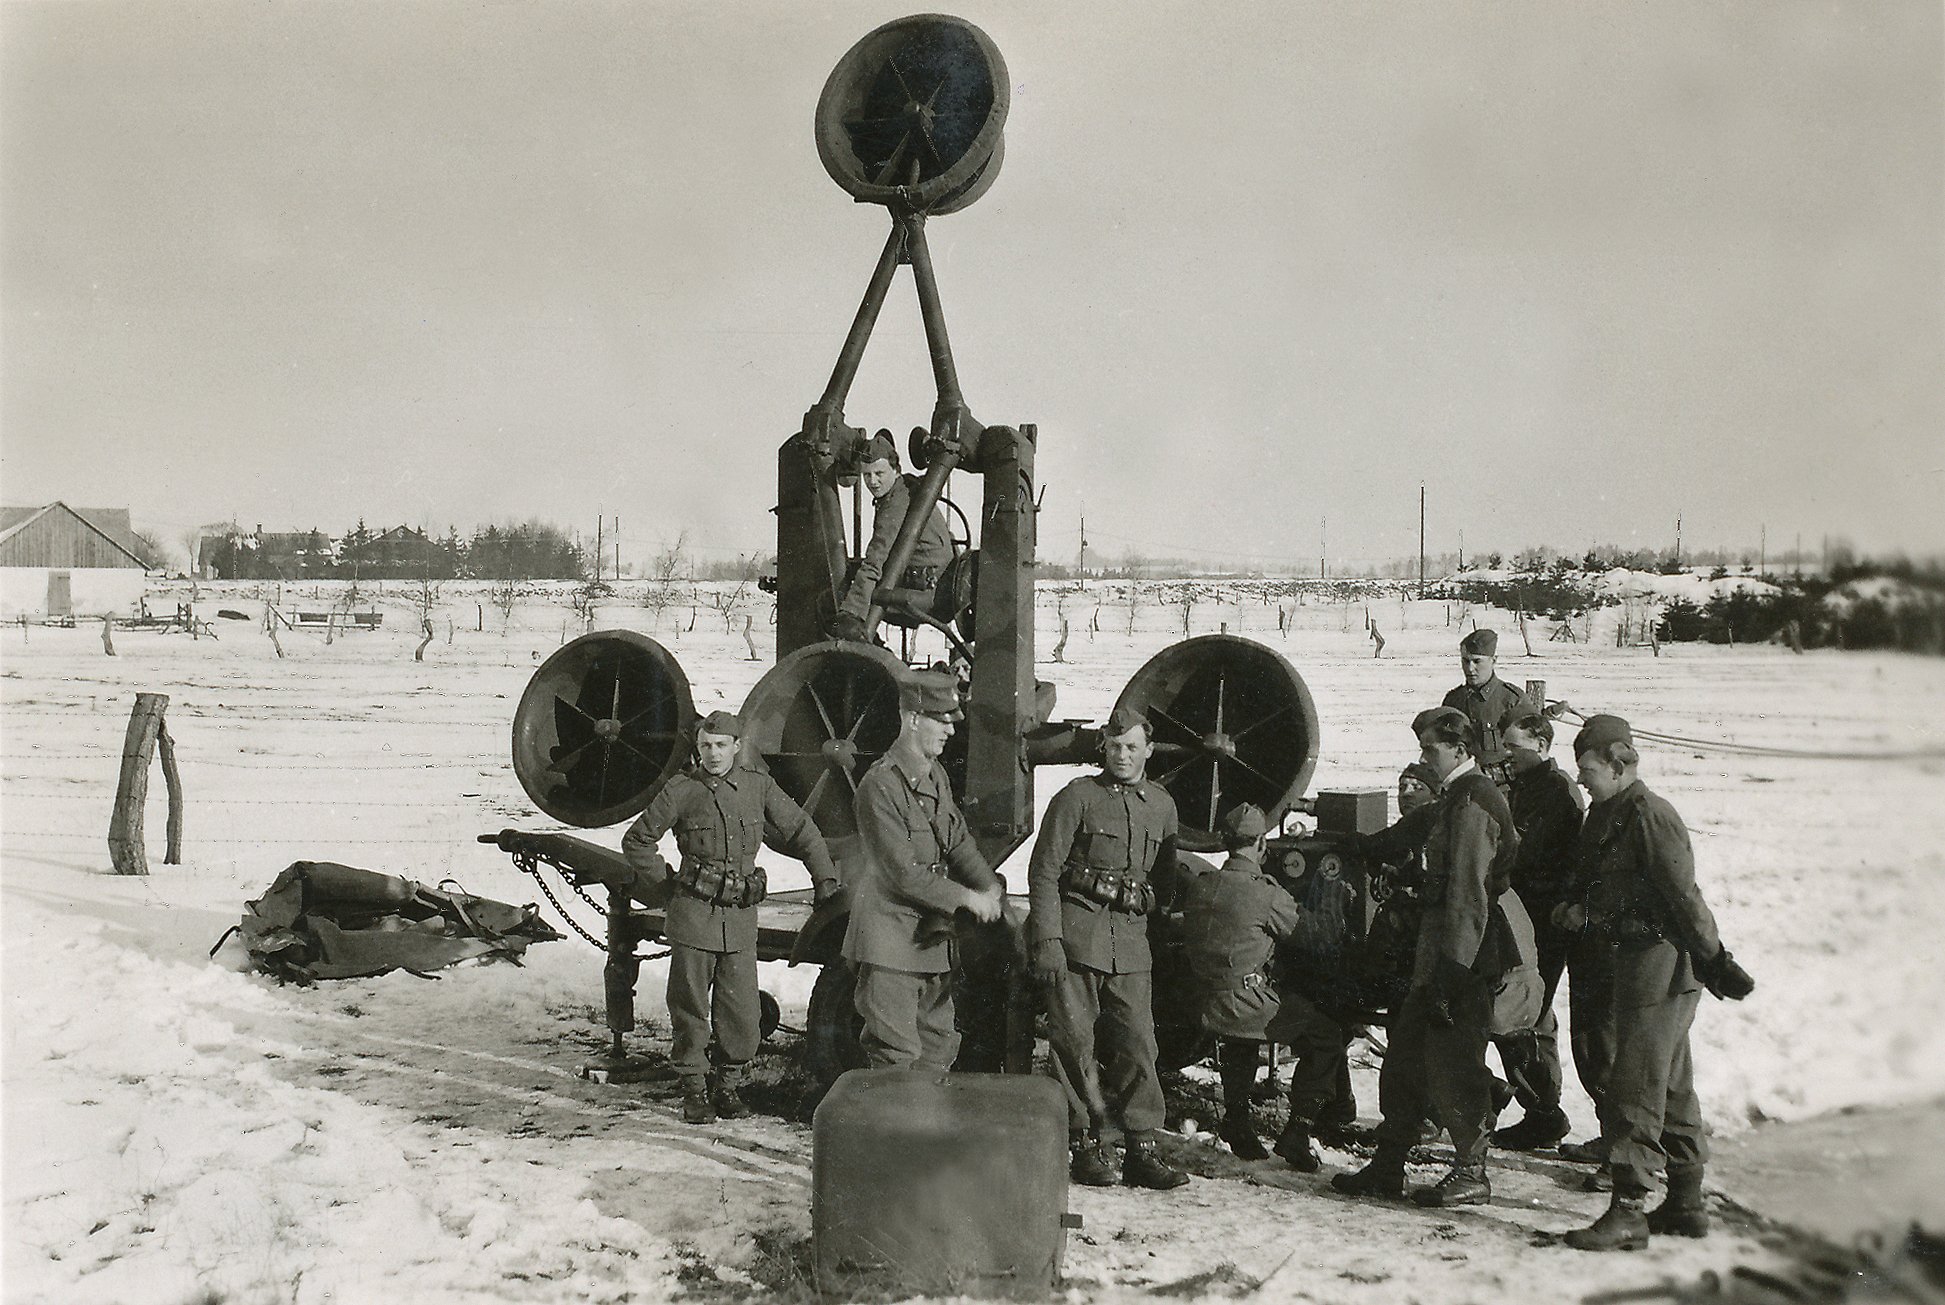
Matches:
[1047,964,1165,1137]
[1495,913,1572,1116]
[853,963,959,1072]
[1274,991,1357,1125]
[1602,986,1708,1197]
[668,943,758,1082]
[1567,936,1617,1112]
[1374,979,1495,1166]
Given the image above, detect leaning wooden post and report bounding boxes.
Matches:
[102,615,116,656]
[108,693,170,875]
[157,717,184,864]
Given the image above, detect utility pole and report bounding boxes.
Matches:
[1675,513,1683,570]
[1418,483,1427,599]
[613,516,621,580]
[1078,508,1087,588]
[1795,531,1802,580]
[1319,515,1326,580]
[1759,523,1766,576]
[594,516,604,581]
[1459,528,1465,572]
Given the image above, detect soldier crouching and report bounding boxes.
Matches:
[1177,804,1302,1164]
[1560,714,1754,1251]
[621,710,840,1124]
[1028,706,1188,1191]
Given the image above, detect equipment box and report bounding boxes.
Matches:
[1314,788,1389,834]
[813,1068,1071,1299]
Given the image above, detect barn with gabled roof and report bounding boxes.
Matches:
[0,502,152,619]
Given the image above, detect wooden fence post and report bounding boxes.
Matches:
[102,615,116,656]
[108,693,180,874]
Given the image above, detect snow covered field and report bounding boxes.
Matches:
[5,580,1944,1303]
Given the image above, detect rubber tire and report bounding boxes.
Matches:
[757,989,782,1042]
[804,963,867,1087]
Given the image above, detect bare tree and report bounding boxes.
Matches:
[570,576,611,634]
[705,554,760,632]
[490,574,519,634]
[640,531,689,634]
[413,575,442,661]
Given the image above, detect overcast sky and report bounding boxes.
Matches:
[3,0,1939,569]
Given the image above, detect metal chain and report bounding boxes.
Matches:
[513,853,606,950]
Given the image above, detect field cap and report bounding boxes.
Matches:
[1103,705,1151,738]
[1460,628,1499,656]
[900,670,962,720]
[1399,760,1442,792]
[1220,803,1269,845]
[860,429,899,466]
[1414,706,1471,740]
[697,710,743,739]
[1573,714,1634,756]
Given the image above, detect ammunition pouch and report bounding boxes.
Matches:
[1589,911,1665,949]
[675,859,767,909]
[1060,864,1156,916]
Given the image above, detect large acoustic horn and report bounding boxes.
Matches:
[814,14,1009,213]
[1115,635,1320,853]
[737,641,907,866]
[510,631,694,828]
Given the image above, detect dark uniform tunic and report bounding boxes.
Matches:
[1498,757,1588,1116]
[843,752,999,1070]
[1028,773,1180,1136]
[622,763,836,1082]
[1178,851,1302,1039]
[1573,780,1722,1197]
[1374,764,1527,1167]
[1442,676,1530,782]
[838,473,956,622]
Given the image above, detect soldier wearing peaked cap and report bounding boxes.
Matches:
[1028,705,1189,1190]
[1442,629,1532,789]
[842,670,1005,1071]
[1558,714,1754,1252]
[622,708,839,1123]
[1177,803,1304,1164]
[828,429,955,640]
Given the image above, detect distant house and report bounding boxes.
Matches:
[0,503,152,619]
[342,525,447,579]
[199,525,338,580]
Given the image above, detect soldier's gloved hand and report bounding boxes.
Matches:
[826,612,869,642]
[812,878,844,908]
[1031,938,1067,986]
[1699,946,1755,1001]
[1551,902,1588,932]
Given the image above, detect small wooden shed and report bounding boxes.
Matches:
[0,502,152,619]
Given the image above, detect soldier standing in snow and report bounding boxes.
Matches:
[1559,714,1754,1251]
[621,711,840,1123]
[1442,628,1530,789]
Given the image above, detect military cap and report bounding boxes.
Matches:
[1102,705,1151,739]
[1398,760,1442,792]
[695,710,743,739]
[1413,706,1471,740]
[1219,802,1269,845]
[899,670,963,720]
[1459,628,1499,656]
[1572,713,1634,756]
[860,429,899,466]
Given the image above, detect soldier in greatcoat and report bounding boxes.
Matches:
[1559,715,1753,1251]
[1177,804,1301,1163]
[1442,628,1530,788]
[1028,706,1188,1191]
[1332,706,1531,1208]
[841,670,1005,1071]
[621,710,840,1123]
[1490,712,1588,1152]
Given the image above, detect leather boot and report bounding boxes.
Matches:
[1273,1120,1320,1173]
[1491,1107,1571,1152]
[1558,1136,1608,1166]
[1646,1170,1710,1238]
[1412,1161,1490,1207]
[1329,1147,1409,1200]
[680,1078,715,1125]
[710,1071,749,1121]
[1565,1192,1650,1251]
[1216,1042,1269,1160]
[1069,1135,1118,1188]
[1123,1133,1189,1190]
